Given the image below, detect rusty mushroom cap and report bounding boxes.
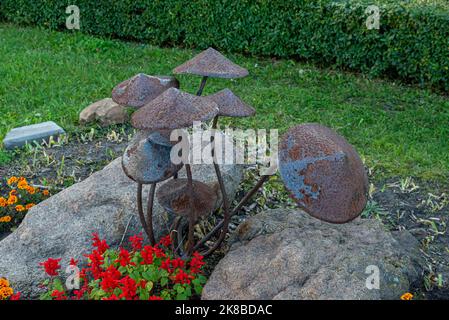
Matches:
[112,73,179,108]
[173,48,248,79]
[147,130,177,147]
[206,88,255,117]
[131,87,219,130]
[122,136,183,184]
[279,123,368,224]
[157,178,217,221]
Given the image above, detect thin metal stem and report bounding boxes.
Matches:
[185,164,196,255]
[231,175,270,215]
[192,175,270,252]
[212,115,219,129]
[146,183,157,245]
[193,115,227,256]
[201,163,231,257]
[137,183,151,240]
[196,76,208,96]
[171,217,185,257]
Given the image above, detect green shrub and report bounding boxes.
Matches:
[1,0,448,90]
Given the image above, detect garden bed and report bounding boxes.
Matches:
[0,128,447,299]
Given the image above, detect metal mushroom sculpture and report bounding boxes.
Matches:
[112,73,179,108]
[114,47,369,258]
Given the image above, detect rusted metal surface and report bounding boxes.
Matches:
[157,178,217,221]
[122,137,183,184]
[147,130,178,147]
[173,48,249,79]
[120,46,369,258]
[112,73,179,108]
[131,88,219,130]
[279,123,368,224]
[206,88,255,117]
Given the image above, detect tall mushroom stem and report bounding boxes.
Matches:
[193,77,232,257]
[185,164,196,256]
[196,114,233,257]
[201,162,231,257]
[146,183,157,245]
[137,183,151,240]
[196,76,208,96]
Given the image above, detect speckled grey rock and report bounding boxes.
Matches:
[202,208,423,300]
[0,157,243,298]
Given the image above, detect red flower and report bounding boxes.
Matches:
[73,288,86,300]
[174,269,193,284]
[171,257,185,269]
[51,289,67,300]
[79,268,88,280]
[100,266,122,292]
[138,280,148,289]
[149,295,163,300]
[102,294,119,300]
[72,281,90,300]
[189,252,205,274]
[118,276,137,300]
[115,247,135,267]
[40,258,62,276]
[129,234,143,251]
[69,258,78,267]
[10,292,21,300]
[159,235,172,247]
[153,246,166,258]
[86,249,104,279]
[141,246,154,265]
[160,258,172,273]
[91,233,109,254]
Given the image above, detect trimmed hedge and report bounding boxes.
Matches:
[1,0,448,90]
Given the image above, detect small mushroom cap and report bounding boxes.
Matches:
[156,178,217,220]
[206,88,255,117]
[122,136,183,184]
[112,73,179,108]
[173,48,248,79]
[131,87,219,130]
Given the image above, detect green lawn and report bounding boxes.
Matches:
[0,24,448,183]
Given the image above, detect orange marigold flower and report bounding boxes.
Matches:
[25,203,35,210]
[0,197,7,208]
[42,189,50,196]
[15,205,25,212]
[9,189,17,197]
[0,216,12,223]
[7,196,18,205]
[400,292,413,300]
[7,176,18,185]
[0,278,9,289]
[26,186,36,195]
[0,286,14,300]
[17,180,28,190]
[18,177,26,182]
